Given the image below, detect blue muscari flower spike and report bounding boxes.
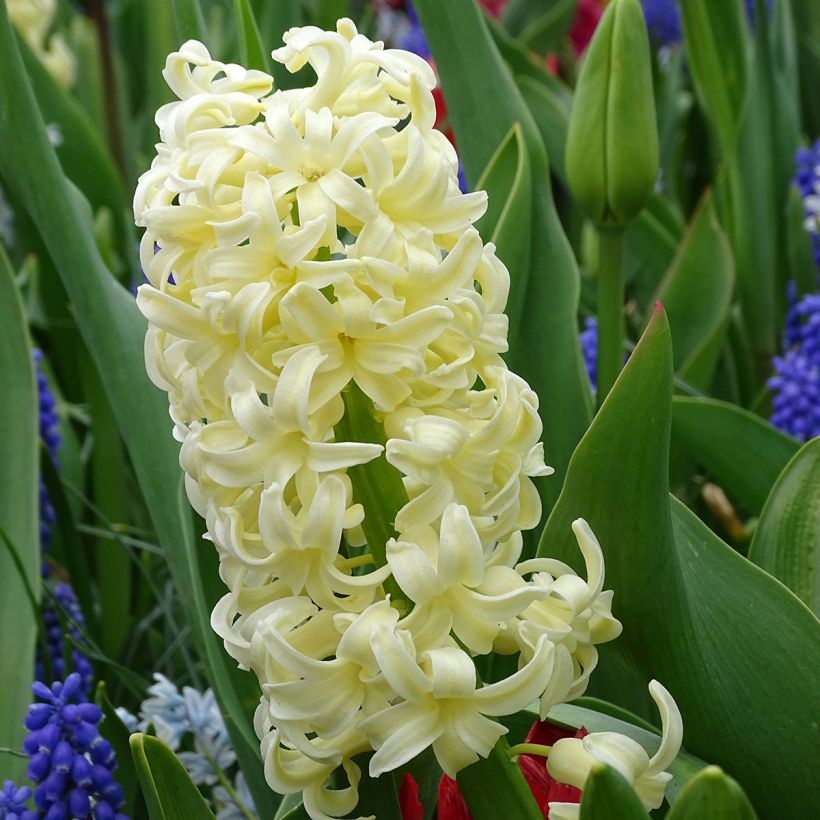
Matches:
[0,780,36,820]
[769,291,820,441]
[23,674,127,820]
[642,0,682,47]
[37,584,94,700]
[579,317,598,391]
[34,350,60,551]
[642,0,772,48]
[795,141,820,270]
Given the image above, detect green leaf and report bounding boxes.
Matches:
[518,0,578,55]
[666,766,757,820]
[130,734,216,820]
[97,682,139,817]
[0,12,277,816]
[536,305,820,818]
[748,438,820,614]
[671,397,799,513]
[172,0,207,43]
[0,246,39,784]
[579,763,650,819]
[251,0,304,90]
[518,75,570,182]
[234,0,272,73]
[415,0,592,510]
[680,0,749,153]
[654,193,734,391]
[475,123,533,333]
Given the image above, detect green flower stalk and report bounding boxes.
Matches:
[565,0,659,403]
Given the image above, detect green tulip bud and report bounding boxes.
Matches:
[565,0,659,227]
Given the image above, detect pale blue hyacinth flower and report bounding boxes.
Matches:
[214,773,255,820]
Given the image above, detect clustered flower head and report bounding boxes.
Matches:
[134,21,622,818]
[34,349,60,548]
[5,0,74,88]
[0,781,36,820]
[23,674,126,819]
[37,583,95,700]
[770,289,820,441]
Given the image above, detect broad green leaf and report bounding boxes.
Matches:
[654,194,734,391]
[415,0,592,510]
[793,0,820,135]
[273,793,307,820]
[679,0,749,153]
[666,766,757,820]
[83,359,132,658]
[355,762,402,820]
[518,75,570,181]
[130,734,216,820]
[17,32,129,257]
[536,306,820,818]
[234,0,272,73]
[172,0,207,43]
[0,247,39,784]
[518,0,578,55]
[475,124,533,333]
[457,739,542,820]
[0,12,277,815]
[748,438,820,614]
[671,397,799,514]
[580,764,650,819]
[97,682,139,817]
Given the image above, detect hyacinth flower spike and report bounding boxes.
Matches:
[135,21,622,818]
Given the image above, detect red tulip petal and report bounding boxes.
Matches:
[399,772,424,820]
[438,774,472,820]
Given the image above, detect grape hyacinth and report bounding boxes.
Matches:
[0,781,36,820]
[579,317,598,391]
[795,140,820,270]
[135,23,624,819]
[36,584,95,700]
[23,673,126,820]
[770,291,820,441]
[34,349,60,549]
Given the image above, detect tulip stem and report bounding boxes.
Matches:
[596,228,626,406]
[509,742,553,759]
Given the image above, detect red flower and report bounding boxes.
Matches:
[399,771,424,820]
[568,0,604,56]
[400,722,589,819]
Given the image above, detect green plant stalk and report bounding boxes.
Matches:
[596,228,626,405]
[335,381,407,608]
[201,746,256,820]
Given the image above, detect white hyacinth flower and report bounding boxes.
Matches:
[135,20,623,819]
[547,680,684,819]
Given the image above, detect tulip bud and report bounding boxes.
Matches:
[565,0,659,227]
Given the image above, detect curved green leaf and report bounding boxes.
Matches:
[748,438,820,614]
[666,766,757,820]
[518,75,570,181]
[97,682,139,817]
[580,764,650,819]
[0,11,277,815]
[0,246,39,783]
[537,305,820,818]
[234,0,271,73]
[671,397,799,513]
[476,123,533,333]
[680,0,749,153]
[130,734,216,820]
[655,193,734,391]
[519,0,578,55]
[172,0,207,43]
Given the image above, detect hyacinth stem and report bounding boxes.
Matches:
[335,381,408,609]
[457,738,544,820]
[596,228,626,405]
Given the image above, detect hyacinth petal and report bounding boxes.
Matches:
[437,504,484,588]
[271,346,328,433]
[387,538,444,604]
[365,701,442,778]
[472,636,554,716]
[435,709,507,776]
[646,680,683,775]
[370,625,432,701]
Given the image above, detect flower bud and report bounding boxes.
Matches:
[565,0,659,227]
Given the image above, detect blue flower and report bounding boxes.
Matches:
[0,780,36,820]
[214,772,255,820]
[642,0,682,47]
[36,584,94,700]
[33,350,61,464]
[579,317,598,391]
[770,291,820,441]
[23,674,126,820]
